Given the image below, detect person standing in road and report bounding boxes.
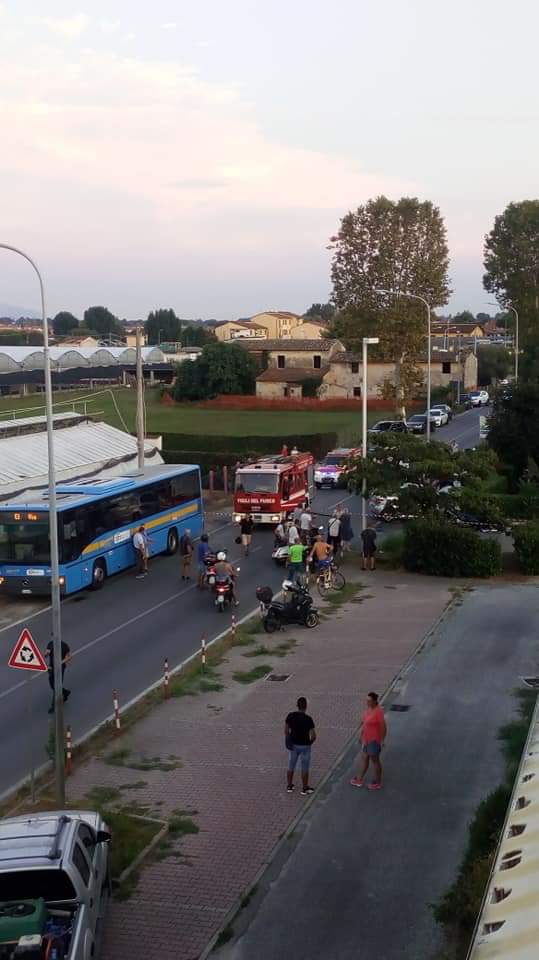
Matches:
[197,533,210,588]
[288,518,300,546]
[179,528,193,581]
[292,503,303,526]
[360,524,377,570]
[133,525,149,579]
[351,691,386,790]
[239,514,254,556]
[45,637,71,714]
[340,508,354,553]
[285,696,316,795]
[299,506,313,544]
[287,541,306,584]
[327,512,342,555]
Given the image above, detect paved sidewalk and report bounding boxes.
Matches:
[65,570,452,960]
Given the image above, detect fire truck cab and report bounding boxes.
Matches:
[234,452,314,524]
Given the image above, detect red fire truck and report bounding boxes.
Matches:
[233,452,314,524]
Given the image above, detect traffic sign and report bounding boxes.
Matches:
[8,628,48,672]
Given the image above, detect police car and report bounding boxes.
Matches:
[314,447,361,489]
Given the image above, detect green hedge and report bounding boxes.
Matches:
[493,492,539,520]
[403,521,502,577]
[513,522,539,574]
[161,431,337,458]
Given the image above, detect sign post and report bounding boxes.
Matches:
[8,628,48,804]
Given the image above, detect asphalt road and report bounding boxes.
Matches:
[0,486,360,796]
[0,405,484,797]
[221,582,539,960]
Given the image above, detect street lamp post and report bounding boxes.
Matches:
[375,289,432,440]
[0,243,65,804]
[488,301,519,381]
[361,337,380,534]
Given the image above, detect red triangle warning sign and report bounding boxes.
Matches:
[8,628,48,672]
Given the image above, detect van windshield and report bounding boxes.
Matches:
[235,473,279,494]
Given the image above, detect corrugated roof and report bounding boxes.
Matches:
[0,420,162,499]
[0,345,166,371]
[467,696,539,959]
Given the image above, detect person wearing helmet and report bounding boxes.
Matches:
[215,550,239,606]
[197,533,210,589]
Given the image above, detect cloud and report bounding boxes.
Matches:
[160,22,179,31]
[29,13,89,41]
[100,19,121,35]
[170,178,227,189]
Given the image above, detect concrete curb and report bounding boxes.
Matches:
[198,588,456,959]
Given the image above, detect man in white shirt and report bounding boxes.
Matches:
[288,521,300,546]
[133,525,149,579]
[300,508,313,544]
[327,514,342,555]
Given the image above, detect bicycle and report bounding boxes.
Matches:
[315,559,346,597]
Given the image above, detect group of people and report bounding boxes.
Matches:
[285,691,386,794]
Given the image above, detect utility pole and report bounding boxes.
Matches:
[136,324,145,469]
[0,243,65,804]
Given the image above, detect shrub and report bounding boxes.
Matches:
[494,490,539,520]
[378,532,405,568]
[513,522,539,574]
[403,521,502,577]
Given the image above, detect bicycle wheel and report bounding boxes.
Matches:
[316,575,331,598]
[332,571,346,591]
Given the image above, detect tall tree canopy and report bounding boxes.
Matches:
[173,342,256,401]
[487,382,539,485]
[83,306,123,338]
[330,196,451,415]
[483,200,539,377]
[53,311,79,336]
[303,303,335,324]
[477,346,512,386]
[146,308,182,345]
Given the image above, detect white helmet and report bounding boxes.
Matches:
[217,551,227,561]
[282,579,294,591]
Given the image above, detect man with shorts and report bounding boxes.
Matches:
[285,696,316,795]
[179,528,193,581]
[361,524,377,570]
[351,691,386,790]
[239,514,254,556]
[307,534,332,576]
[197,533,210,588]
[327,512,342,555]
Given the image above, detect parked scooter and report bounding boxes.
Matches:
[256,581,319,631]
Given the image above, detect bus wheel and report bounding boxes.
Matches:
[166,527,179,555]
[90,560,106,590]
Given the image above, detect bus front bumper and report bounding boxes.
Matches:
[0,574,66,597]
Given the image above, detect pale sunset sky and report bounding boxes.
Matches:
[0,0,537,319]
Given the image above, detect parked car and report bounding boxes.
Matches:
[368,420,409,434]
[428,407,449,427]
[407,414,436,434]
[0,810,111,959]
[431,403,453,421]
[468,390,490,406]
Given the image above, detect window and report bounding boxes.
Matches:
[78,824,97,863]
[351,362,359,374]
[72,843,90,886]
[353,387,361,397]
[0,519,50,563]
[442,361,451,374]
[234,472,279,494]
[0,869,76,901]
[313,355,321,369]
[277,355,285,369]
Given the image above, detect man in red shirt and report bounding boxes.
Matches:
[350,691,386,790]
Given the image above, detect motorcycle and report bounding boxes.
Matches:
[256,582,319,631]
[271,526,323,565]
[214,575,235,611]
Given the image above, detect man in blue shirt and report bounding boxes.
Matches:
[197,533,210,588]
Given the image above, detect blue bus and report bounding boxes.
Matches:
[0,464,203,596]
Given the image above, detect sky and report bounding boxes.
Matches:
[0,0,538,320]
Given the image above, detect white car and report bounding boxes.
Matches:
[428,408,449,427]
[468,390,490,406]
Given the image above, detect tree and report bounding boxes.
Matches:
[173,342,256,402]
[83,306,124,339]
[181,323,214,347]
[477,346,512,386]
[330,196,451,417]
[450,310,476,325]
[483,201,539,377]
[146,308,182,345]
[303,303,335,324]
[488,382,539,485]
[53,311,79,336]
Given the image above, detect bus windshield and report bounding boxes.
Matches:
[0,519,51,564]
[235,472,279,494]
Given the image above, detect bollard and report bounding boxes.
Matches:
[231,613,237,641]
[223,465,228,496]
[209,469,215,493]
[113,690,121,734]
[65,726,73,776]
[164,657,169,698]
[201,635,206,671]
